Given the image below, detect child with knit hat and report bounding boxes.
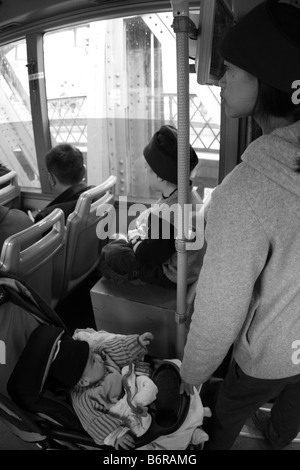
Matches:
[49,329,156,450]
[7,324,211,451]
[100,124,205,289]
[180,0,300,451]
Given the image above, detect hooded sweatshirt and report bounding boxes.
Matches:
[181,120,300,384]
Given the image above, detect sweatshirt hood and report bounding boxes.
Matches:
[242,120,300,197]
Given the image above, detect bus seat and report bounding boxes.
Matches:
[62,175,117,299]
[0,171,21,208]
[0,208,66,308]
[90,277,198,359]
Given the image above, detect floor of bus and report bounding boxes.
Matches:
[1,272,299,450]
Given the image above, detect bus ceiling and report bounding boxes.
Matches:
[0,0,199,36]
[0,0,297,32]
[0,0,281,38]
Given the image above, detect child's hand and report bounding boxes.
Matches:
[138,332,153,348]
[115,432,135,450]
[127,229,141,245]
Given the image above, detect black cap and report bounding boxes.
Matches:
[143,125,198,185]
[49,336,90,389]
[220,0,300,93]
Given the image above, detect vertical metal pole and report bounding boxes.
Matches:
[26,33,52,193]
[171,0,191,359]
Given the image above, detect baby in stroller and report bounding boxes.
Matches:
[7,322,211,450]
[50,328,158,450]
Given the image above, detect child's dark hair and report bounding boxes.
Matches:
[46,144,85,185]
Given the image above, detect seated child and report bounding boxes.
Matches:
[34,143,92,223]
[99,124,206,289]
[49,328,157,450]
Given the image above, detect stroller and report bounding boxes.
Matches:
[0,274,209,450]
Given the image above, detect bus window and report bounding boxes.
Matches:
[0,40,40,189]
[43,12,220,201]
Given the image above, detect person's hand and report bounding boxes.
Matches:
[128,229,141,244]
[128,224,147,244]
[115,432,135,450]
[180,380,195,396]
[138,332,153,348]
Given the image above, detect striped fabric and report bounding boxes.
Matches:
[71,334,147,446]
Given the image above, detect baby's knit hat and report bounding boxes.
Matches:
[220,0,300,93]
[143,125,198,185]
[50,336,90,389]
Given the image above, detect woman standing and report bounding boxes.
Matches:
[180,0,300,450]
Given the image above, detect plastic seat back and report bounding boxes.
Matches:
[62,175,117,298]
[0,208,66,308]
[0,171,21,208]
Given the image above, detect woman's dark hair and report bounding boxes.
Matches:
[253,81,300,173]
[254,81,300,124]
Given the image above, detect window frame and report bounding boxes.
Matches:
[0,0,243,196]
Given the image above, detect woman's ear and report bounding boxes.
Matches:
[80,164,86,182]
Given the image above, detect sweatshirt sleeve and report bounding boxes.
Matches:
[71,387,123,446]
[99,335,146,368]
[180,185,270,385]
[132,212,176,264]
